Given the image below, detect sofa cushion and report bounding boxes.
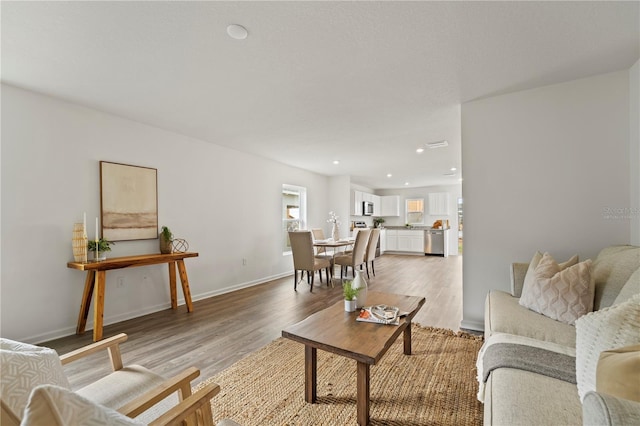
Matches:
[521,251,579,299]
[484,368,581,426]
[596,344,640,402]
[486,290,576,347]
[519,253,593,325]
[21,384,143,426]
[613,268,640,306]
[0,338,70,420]
[582,391,640,426]
[575,293,640,402]
[592,245,640,310]
[76,365,177,424]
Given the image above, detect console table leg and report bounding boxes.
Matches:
[93,271,106,342]
[404,321,412,355]
[176,259,193,312]
[304,346,317,403]
[168,262,177,309]
[76,271,95,334]
[357,361,370,426]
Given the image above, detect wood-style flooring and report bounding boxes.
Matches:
[43,254,462,390]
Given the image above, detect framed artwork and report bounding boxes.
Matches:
[100,161,158,241]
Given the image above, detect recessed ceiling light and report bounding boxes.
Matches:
[458,178,463,182]
[404,182,410,186]
[386,173,392,178]
[227,24,248,40]
[450,167,457,171]
[416,148,425,153]
[332,160,340,165]
[427,140,448,149]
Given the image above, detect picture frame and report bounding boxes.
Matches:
[100,161,158,241]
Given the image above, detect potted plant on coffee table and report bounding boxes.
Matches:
[343,280,362,312]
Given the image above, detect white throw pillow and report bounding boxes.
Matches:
[575,293,640,402]
[0,338,70,420]
[520,251,578,307]
[21,384,143,426]
[519,252,593,324]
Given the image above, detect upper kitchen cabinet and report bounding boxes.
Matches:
[428,192,450,215]
[380,195,400,217]
[352,190,364,215]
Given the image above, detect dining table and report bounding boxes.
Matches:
[312,238,354,286]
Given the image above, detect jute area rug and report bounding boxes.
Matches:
[194,325,484,425]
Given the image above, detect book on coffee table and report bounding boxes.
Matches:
[357,305,407,325]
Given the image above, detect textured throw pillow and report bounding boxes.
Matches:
[21,385,143,426]
[575,293,640,402]
[519,252,593,324]
[596,344,640,402]
[0,339,70,420]
[520,251,579,308]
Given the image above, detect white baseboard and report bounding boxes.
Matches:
[460,319,484,332]
[26,271,294,345]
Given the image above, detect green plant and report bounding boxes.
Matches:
[87,238,113,252]
[343,280,361,301]
[373,218,385,227]
[160,226,173,241]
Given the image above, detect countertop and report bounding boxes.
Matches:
[380,226,450,231]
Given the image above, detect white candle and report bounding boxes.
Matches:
[95,217,99,241]
[83,212,86,235]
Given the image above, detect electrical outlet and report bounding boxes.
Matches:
[242,258,247,266]
[117,277,125,288]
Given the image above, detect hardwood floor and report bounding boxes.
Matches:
[43,253,462,390]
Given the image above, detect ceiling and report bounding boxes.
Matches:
[2,1,638,189]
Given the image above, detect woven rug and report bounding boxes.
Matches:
[194,325,484,425]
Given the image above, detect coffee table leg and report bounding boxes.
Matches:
[404,321,412,355]
[305,346,317,403]
[357,361,370,426]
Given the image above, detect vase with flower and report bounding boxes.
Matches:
[327,211,340,241]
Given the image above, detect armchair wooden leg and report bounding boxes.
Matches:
[294,270,298,291]
[310,270,314,292]
[372,260,375,277]
[365,262,370,279]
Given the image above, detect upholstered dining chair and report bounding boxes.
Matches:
[334,229,371,280]
[288,231,332,291]
[311,228,333,261]
[0,333,239,426]
[364,228,381,279]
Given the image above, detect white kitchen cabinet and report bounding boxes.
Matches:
[397,230,423,252]
[352,190,364,216]
[385,229,398,251]
[379,229,386,253]
[380,195,400,216]
[372,194,381,216]
[385,229,423,253]
[428,193,450,215]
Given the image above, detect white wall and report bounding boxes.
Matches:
[0,84,330,342]
[376,184,462,256]
[328,176,352,239]
[461,71,631,331]
[630,60,640,246]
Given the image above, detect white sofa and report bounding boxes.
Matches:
[479,245,640,425]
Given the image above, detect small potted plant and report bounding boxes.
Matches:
[159,226,173,254]
[87,238,113,261]
[343,280,362,312]
[373,218,385,228]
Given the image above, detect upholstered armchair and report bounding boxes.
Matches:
[0,333,239,426]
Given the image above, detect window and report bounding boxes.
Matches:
[406,198,424,225]
[282,184,307,254]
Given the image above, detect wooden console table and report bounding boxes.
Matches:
[67,252,199,341]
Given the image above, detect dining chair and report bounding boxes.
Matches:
[364,228,381,279]
[311,228,332,261]
[288,231,332,291]
[334,229,371,280]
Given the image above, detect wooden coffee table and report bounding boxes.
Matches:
[281,291,425,425]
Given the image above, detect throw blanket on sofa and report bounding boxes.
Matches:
[476,332,576,402]
[482,342,576,384]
